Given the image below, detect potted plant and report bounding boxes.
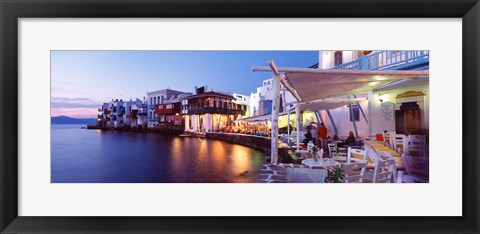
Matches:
[325,166,345,183]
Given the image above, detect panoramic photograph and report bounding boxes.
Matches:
[51,50,429,183]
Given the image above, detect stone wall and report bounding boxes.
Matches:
[205,133,293,163]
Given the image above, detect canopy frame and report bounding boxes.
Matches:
[253,60,428,164]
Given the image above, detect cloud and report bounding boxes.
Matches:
[51,107,98,118]
[51,97,99,109]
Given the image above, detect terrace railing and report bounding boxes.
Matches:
[331,50,429,71]
[187,107,244,115]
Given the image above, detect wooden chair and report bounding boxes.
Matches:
[316,148,324,160]
[342,162,367,183]
[406,135,427,157]
[347,147,368,163]
[392,134,407,154]
[377,151,400,182]
[372,158,396,183]
[328,143,347,163]
[327,143,338,157]
[389,131,396,146]
[382,131,391,146]
[402,154,429,182]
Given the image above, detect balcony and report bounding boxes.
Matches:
[186,107,245,115]
[331,51,429,71]
[149,104,156,109]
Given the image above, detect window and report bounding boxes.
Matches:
[349,105,360,122]
[166,104,173,109]
[334,51,343,66]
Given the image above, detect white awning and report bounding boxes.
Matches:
[235,114,273,123]
[283,69,429,101]
[300,102,349,111]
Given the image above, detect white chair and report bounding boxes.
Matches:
[406,135,427,157]
[342,162,367,183]
[402,154,429,181]
[347,147,368,163]
[392,134,407,154]
[327,143,338,157]
[382,131,391,146]
[328,143,347,163]
[372,158,396,183]
[378,151,399,182]
[389,131,396,147]
[315,148,324,160]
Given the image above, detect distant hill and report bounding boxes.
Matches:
[51,116,97,124]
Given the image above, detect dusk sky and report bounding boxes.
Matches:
[51,51,318,118]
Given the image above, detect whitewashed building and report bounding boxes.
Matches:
[249,78,296,117]
[232,93,250,117]
[314,50,429,138]
[146,89,192,127]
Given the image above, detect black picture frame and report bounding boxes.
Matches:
[1,0,478,233]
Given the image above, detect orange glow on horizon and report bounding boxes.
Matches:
[51,107,98,119]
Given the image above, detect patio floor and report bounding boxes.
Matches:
[256,163,325,183]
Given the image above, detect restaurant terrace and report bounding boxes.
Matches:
[246,59,429,183]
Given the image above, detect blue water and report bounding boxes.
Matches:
[51,124,264,183]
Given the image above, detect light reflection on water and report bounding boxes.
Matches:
[51,124,265,183]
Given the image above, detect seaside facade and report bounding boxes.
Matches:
[314,50,429,138]
[146,89,192,127]
[182,87,245,133]
[97,98,148,128]
[154,102,183,126]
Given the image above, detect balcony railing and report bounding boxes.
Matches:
[186,107,244,115]
[331,50,429,71]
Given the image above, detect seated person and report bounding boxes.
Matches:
[345,131,356,145]
[302,132,313,145]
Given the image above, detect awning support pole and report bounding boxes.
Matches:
[270,60,281,164]
[348,95,359,138]
[353,94,368,124]
[287,112,291,145]
[315,110,324,124]
[296,105,301,149]
[326,110,338,136]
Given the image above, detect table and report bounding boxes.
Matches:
[302,158,340,168]
[301,158,339,183]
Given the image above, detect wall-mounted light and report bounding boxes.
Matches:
[378,93,384,103]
